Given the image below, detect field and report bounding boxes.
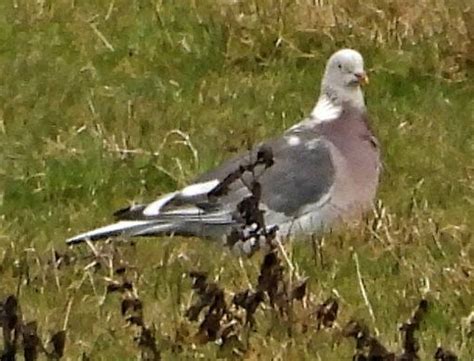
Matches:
[0,0,473,359]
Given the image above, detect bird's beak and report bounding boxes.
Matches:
[355,72,369,86]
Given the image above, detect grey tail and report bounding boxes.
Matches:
[65,220,174,245]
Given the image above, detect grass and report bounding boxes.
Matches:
[0,0,473,359]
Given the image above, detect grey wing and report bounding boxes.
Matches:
[114,130,335,224]
[196,131,336,226]
[259,136,334,217]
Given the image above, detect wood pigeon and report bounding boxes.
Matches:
[66,49,381,252]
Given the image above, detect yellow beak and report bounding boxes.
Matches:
[356,72,369,86]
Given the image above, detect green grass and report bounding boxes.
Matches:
[0,0,473,359]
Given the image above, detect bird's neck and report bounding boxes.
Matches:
[321,84,365,111]
[306,84,366,126]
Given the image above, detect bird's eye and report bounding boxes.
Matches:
[337,64,342,69]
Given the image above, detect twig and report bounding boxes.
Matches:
[63,298,74,331]
[274,236,295,276]
[89,22,115,51]
[105,0,115,21]
[86,95,97,117]
[51,247,61,291]
[353,252,379,335]
[84,238,99,258]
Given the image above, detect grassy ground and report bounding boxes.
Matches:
[0,0,473,359]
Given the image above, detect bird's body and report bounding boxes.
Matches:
[66,49,381,248]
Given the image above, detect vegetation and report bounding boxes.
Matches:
[0,0,472,359]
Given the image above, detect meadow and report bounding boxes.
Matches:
[0,0,472,359]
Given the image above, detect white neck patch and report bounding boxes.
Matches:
[310,95,342,124]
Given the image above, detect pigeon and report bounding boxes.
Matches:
[66,49,381,251]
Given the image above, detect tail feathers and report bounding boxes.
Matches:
[65,220,174,245]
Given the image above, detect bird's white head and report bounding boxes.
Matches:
[321,49,368,109]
